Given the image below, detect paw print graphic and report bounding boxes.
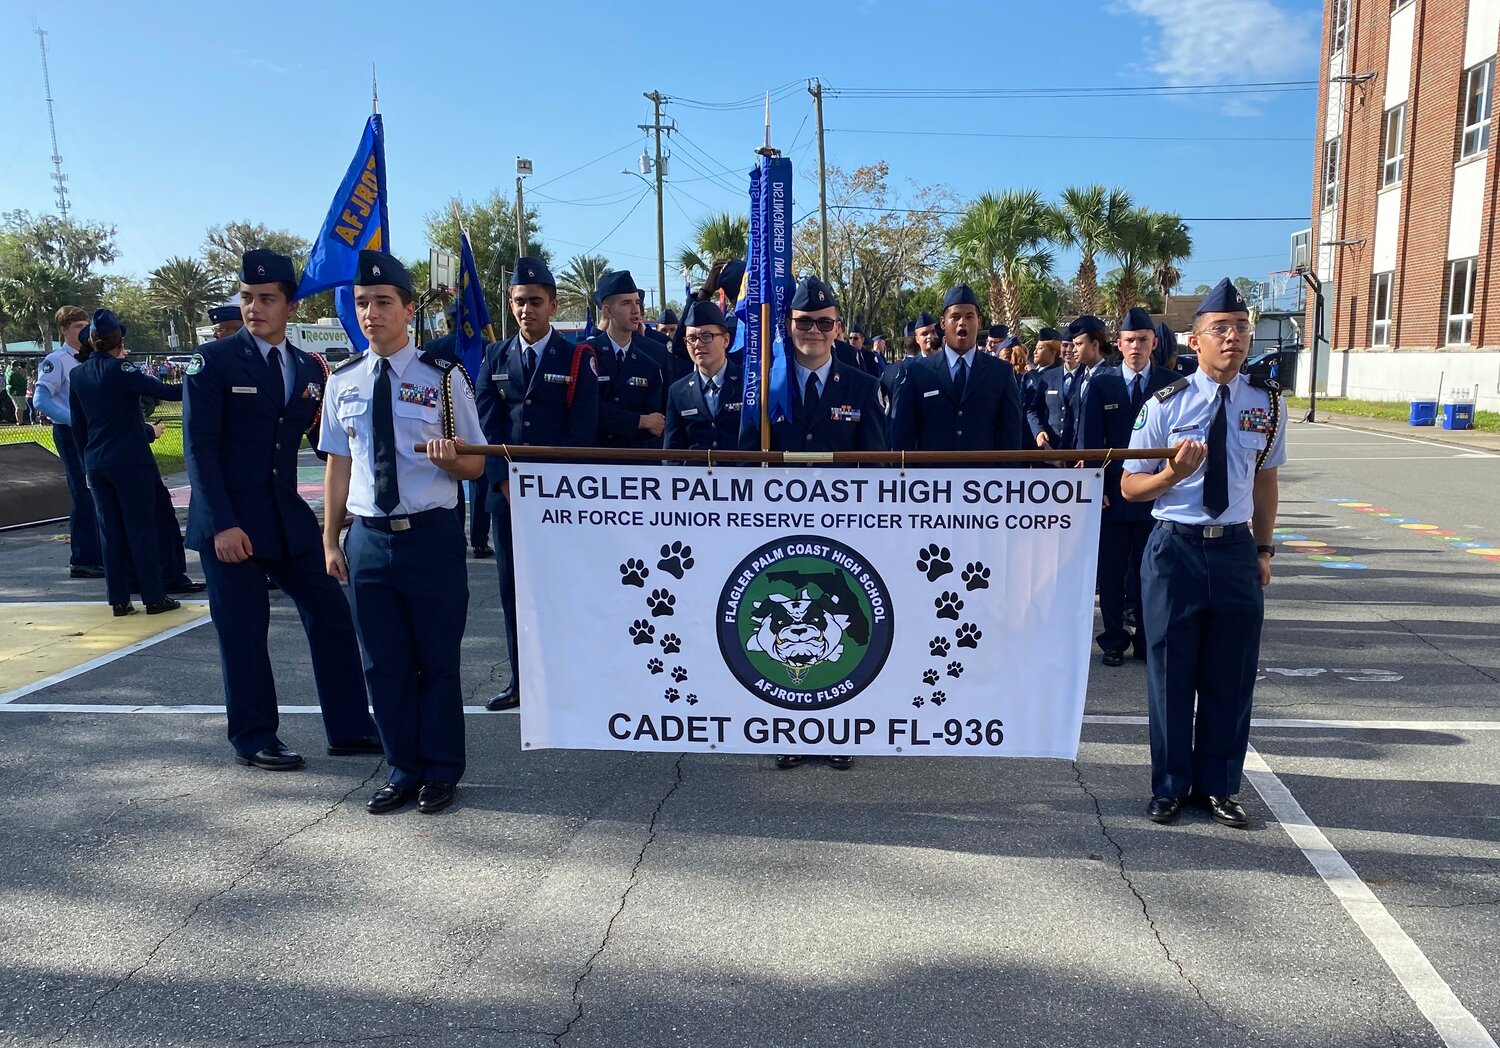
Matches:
[923,668,940,686]
[947,661,964,679]
[647,589,676,617]
[664,688,680,703]
[629,619,656,645]
[955,623,983,649]
[929,636,951,658]
[962,562,991,591]
[930,691,947,707]
[619,558,649,587]
[916,543,954,582]
[659,633,682,655]
[935,591,965,620]
[685,694,699,706]
[671,666,688,683]
[912,695,926,708]
[658,542,695,579]
[647,658,664,675]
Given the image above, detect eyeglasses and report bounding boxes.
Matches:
[684,333,723,346]
[1200,322,1253,339]
[791,317,837,333]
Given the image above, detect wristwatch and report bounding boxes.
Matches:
[1257,544,1275,558]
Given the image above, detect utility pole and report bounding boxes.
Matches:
[642,92,670,314]
[809,78,828,280]
[515,157,532,258]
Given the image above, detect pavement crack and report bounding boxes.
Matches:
[553,754,686,1046]
[102,793,192,823]
[49,762,385,1045]
[1072,761,1247,1038]
[255,1025,553,1048]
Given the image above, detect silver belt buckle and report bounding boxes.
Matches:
[390,518,411,532]
[1202,525,1224,539]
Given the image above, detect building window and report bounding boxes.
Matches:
[1332,0,1350,52]
[1445,258,1477,345]
[1382,105,1405,186]
[1322,137,1341,210]
[1390,0,1411,11]
[1371,272,1393,346]
[1461,60,1493,159]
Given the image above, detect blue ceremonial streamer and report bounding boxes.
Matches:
[761,156,794,428]
[738,166,764,448]
[298,115,390,351]
[455,229,491,377]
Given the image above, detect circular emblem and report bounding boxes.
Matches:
[717,535,894,711]
[185,353,205,376]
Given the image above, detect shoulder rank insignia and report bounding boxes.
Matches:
[1249,374,1281,393]
[331,354,364,374]
[1153,377,1190,402]
[420,351,457,371]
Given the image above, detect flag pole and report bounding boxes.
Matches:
[756,91,776,453]
[372,64,379,115]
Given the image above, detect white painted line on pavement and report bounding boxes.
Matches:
[1084,715,1500,731]
[1318,422,1499,458]
[1293,455,1495,462]
[0,612,212,706]
[0,703,516,714]
[1244,747,1498,1048]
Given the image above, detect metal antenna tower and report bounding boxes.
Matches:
[35,27,71,219]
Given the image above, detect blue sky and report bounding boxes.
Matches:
[0,0,1324,306]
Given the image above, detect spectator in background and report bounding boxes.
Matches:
[6,359,28,424]
[26,367,38,422]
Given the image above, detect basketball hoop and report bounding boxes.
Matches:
[1266,268,1301,310]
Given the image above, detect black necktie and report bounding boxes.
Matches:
[373,358,400,515]
[267,345,285,405]
[800,373,820,427]
[522,345,536,386]
[953,356,968,401]
[1131,373,1145,414]
[1204,385,1230,519]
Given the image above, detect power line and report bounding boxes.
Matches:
[666,80,805,110]
[528,137,641,192]
[532,188,645,208]
[580,189,652,256]
[829,126,1310,143]
[824,80,1317,99]
[822,203,1309,222]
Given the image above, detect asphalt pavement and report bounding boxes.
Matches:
[1,420,1496,1048]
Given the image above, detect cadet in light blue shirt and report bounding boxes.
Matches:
[1121,278,1286,832]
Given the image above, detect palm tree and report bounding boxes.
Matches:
[0,261,85,350]
[147,257,225,347]
[946,190,1054,331]
[1103,208,1156,315]
[556,254,612,316]
[1050,185,1133,317]
[675,212,749,285]
[1145,213,1193,310]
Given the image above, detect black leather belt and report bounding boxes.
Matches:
[357,506,454,533]
[1161,521,1251,539]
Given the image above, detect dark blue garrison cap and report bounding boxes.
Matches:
[914,312,938,329]
[1066,315,1108,339]
[999,335,1021,350]
[1120,307,1154,332]
[942,284,980,310]
[681,300,728,328]
[511,257,555,287]
[208,304,242,324]
[1153,323,1177,366]
[988,324,1009,340]
[850,323,864,335]
[90,309,126,340]
[595,270,640,304]
[241,249,296,286]
[903,321,916,337]
[790,276,837,311]
[1196,277,1249,314]
[356,250,413,296]
[658,307,678,325]
[1036,326,1063,342]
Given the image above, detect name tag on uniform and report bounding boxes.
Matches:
[543,373,573,384]
[232,386,258,394]
[628,376,650,388]
[681,408,700,417]
[597,375,612,383]
[1104,403,1118,411]
[830,406,861,422]
[1170,424,1203,436]
[1239,407,1271,433]
[1046,389,1059,397]
[399,382,439,407]
[923,389,940,398]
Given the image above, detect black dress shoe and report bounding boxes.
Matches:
[165,578,206,595]
[485,686,519,711]
[235,744,305,771]
[1102,649,1125,667]
[1147,795,1184,823]
[472,546,493,559]
[825,755,853,770]
[417,782,456,814]
[112,603,138,617]
[367,782,419,814]
[327,735,384,756]
[145,597,182,615]
[70,565,106,579]
[1207,796,1249,829]
[774,754,804,769]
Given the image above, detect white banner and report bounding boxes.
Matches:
[513,464,1103,758]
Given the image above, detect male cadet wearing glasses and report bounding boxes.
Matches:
[889,284,1024,456]
[1079,307,1179,667]
[1122,279,1285,831]
[588,270,670,449]
[742,276,885,773]
[663,300,741,452]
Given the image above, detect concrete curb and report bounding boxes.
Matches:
[1299,410,1500,452]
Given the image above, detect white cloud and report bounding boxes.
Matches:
[1115,0,1321,85]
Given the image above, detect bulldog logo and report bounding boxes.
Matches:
[718,536,893,711]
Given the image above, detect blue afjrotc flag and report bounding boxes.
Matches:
[454,229,491,377]
[297,115,390,351]
[579,302,597,342]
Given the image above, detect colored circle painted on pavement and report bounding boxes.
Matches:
[1381,518,1418,524]
[1322,562,1369,570]
[1338,502,1372,508]
[1400,524,1439,531]
[1430,530,1456,536]
[1464,548,1500,556]
[1283,540,1329,548]
[1307,555,1354,562]
[1454,542,1488,549]
[1275,533,1308,540]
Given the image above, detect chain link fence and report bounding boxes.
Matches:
[0,386,186,476]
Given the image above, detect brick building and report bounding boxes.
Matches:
[1306,0,1498,409]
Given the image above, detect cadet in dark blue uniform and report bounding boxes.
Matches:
[1024,327,1065,450]
[34,306,104,579]
[889,285,1024,454]
[655,307,679,344]
[184,250,377,771]
[1123,280,1286,829]
[984,324,1009,354]
[743,277,885,771]
[474,258,600,711]
[1080,308,1179,665]
[208,304,244,341]
[588,271,668,449]
[67,310,183,616]
[1064,315,1111,446]
[663,301,742,452]
[321,251,487,815]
